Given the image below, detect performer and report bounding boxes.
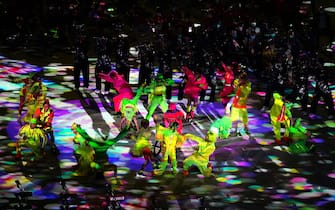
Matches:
[99,70,134,113]
[153,122,185,176]
[181,65,208,120]
[217,63,235,106]
[209,116,232,140]
[119,85,144,132]
[71,123,128,176]
[16,118,47,160]
[144,74,174,121]
[18,72,47,125]
[182,128,217,177]
[130,119,158,175]
[270,93,292,145]
[287,118,314,154]
[163,102,184,134]
[33,98,57,153]
[230,72,251,135]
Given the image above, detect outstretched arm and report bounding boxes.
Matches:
[184,133,205,144]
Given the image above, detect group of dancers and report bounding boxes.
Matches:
[14,61,311,178]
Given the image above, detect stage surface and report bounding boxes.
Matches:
[0,53,335,210]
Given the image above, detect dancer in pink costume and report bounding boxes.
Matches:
[181,65,208,120]
[99,70,134,113]
[217,63,235,105]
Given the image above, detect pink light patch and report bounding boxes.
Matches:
[290,177,306,183]
[255,91,266,97]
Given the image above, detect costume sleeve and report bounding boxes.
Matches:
[33,108,41,118]
[285,103,292,118]
[133,87,144,103]
[242,82,251,96]
[199,143,216,157]
[184,133,204,144]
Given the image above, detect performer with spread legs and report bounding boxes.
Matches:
[144,74,174,121]
[182,127,217,177]
[153,122,185,176]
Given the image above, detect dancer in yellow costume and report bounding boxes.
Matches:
[16,118,47,160]
[130,119,158,175]
[153,122,185,175]
[230,72,251,135]
[71,123,100,176]
[182,127,218,177]
[270,93,292,145]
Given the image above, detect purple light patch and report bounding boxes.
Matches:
[310,138,324,143]
[241,172,257,178]
[234,161,251,167]
[270,194,290,199]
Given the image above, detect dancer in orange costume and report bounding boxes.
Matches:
[230,72,251,135]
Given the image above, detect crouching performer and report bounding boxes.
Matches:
[287,118,314,154]
[71,123,128,176]
[119,84,145,132]
[182,127,217,177]
[209,116,232,140]
[16,118,47,161]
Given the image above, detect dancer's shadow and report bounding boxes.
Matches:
[77,91,111,137]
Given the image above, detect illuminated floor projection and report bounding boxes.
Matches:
[0,55,335,210]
